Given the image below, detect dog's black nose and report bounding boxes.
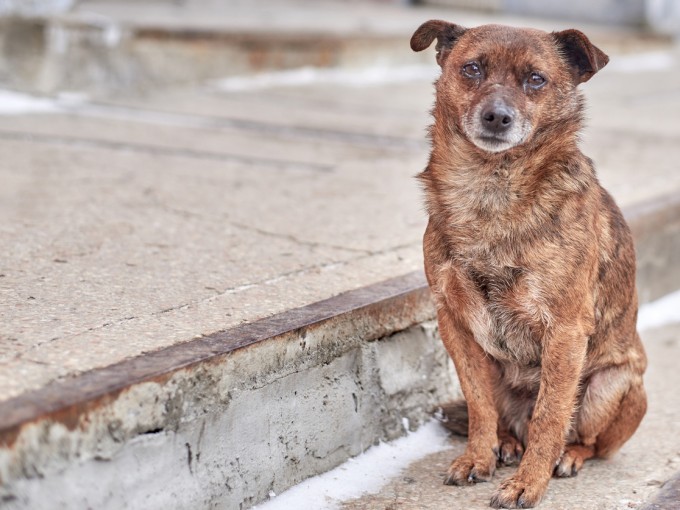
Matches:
[481,104,514,133]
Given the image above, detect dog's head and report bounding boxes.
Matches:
[411,21,608,154]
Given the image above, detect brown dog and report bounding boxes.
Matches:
[410,21,647,508]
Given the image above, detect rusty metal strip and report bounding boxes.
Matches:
[0,271,429,445]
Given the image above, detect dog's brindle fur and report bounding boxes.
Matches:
[411,21,647,508]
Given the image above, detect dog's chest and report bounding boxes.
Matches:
[441,174,531,251]
[463,263,546,365]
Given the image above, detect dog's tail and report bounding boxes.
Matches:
[437,400,469,436]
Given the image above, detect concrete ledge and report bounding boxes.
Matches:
[627,193,680,303]
[0,272,458,509]
[0,194,679,509]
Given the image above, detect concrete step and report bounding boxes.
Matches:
[0,1,672,95]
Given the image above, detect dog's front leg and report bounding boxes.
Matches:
[437,305,499,485]
[490,323,588,508]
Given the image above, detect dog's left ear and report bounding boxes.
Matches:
[410,20,467,67]
[552,29,609,84]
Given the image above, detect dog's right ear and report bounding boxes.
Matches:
[410,20,467,67]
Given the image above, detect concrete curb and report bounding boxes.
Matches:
[626,192,680,303]
[0,193,679,509]
[0,272,457,509]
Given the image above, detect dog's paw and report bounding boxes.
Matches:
[489,474,548,509]
[496,433,523,466]
[444,450,496,486]
[554,444,594,478]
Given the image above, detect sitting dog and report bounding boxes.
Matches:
[410,21,647,508]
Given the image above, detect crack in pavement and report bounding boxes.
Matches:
[228,220,372,255]
[0,129,333,173]
[135,199,376,256]
[74,101,428,151]
[7,240,422,356]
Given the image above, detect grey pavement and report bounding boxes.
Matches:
[341,323,680,510]
[2,5,680,407]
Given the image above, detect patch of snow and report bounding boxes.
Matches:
[55,91,88,107]
[0,0,75,16]
[637,288,680,332]
[253,420,452,510]
[0,90,61,115]
[212,65,439,92]
[401,416,410,432]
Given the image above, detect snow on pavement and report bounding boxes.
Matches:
[637,288,680,332]
[0,90,61,115]
[212,65,439,92]
[253,420,452,510]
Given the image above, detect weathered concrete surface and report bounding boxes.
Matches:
[340,323,680,510]
[0,280,458,509]
[502,0,646,26]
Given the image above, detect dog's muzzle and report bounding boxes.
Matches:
[464,98,531,153]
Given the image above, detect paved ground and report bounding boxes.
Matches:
[2,4,680,403]
[340,323,680,510]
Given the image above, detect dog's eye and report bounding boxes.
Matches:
[462,62,482,78]
[527,72,546,88]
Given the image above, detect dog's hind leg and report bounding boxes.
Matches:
[593,378,646,457]
[439,399,525,466]
[554,444,595,477]
[556,364,647,477]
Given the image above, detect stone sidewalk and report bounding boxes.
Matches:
[2,8,680,403]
